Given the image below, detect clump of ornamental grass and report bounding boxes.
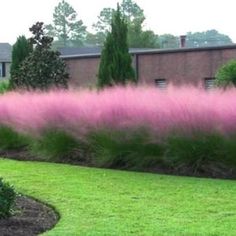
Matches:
[0,86,236,177]
[88,128,164,170]
[0,85,235,137]
[0,126,29,151]
[164,132,226,174]
[29,128,81,161]
[221,134,236,168]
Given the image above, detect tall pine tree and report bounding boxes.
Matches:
[46,0,86,47]
[98,4,135,88]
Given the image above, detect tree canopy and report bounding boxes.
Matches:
[186,30,233,47]
[46,0,86,47]
[158,30,233,49]
[91,0,159,48]
[45,1,234,49]
[159,34,179,48]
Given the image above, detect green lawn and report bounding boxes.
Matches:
[0,159,236,236]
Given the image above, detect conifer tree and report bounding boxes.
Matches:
[98,4,135,87]
[46,0,86,47]
[10,36,32,88]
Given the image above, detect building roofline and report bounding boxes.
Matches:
[60,53,101,59]
[0,60,11,63]
[133,44,236,55]
[60,44,236,60]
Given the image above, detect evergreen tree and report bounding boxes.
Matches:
[10,36,32,89]
[46,0,86,47]
[17,22,69,90]
[98,4,135,87]
[98,33,114,87]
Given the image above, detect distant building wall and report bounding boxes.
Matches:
[64,55,136,87]
[62,45,236,88]
[137,47,236,87]
[65,57,100,88]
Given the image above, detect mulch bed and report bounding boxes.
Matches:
[0,195,59,236]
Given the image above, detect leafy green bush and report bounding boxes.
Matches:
[0,80,10,94]
[215,60,236,88]
[165,132,226,174]
[0,178,16,219]
[29,129,80,161]
[0,126,29,151]
[16,22,69,90]
[89,129,163,170]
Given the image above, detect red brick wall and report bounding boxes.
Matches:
[64,55,136,87]
[137,48,236,87]
[65,57,100,88]
[63,47,236,88]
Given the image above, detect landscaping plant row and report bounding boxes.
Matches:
[1,86,236,178]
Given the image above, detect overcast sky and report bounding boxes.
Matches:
[1,0,236,44]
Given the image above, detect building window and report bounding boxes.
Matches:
[155,78,167,89]
[0,63,2,78]
[2,63,5,77]
[204,78,215,90]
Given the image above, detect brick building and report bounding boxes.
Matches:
[60,44,236,89]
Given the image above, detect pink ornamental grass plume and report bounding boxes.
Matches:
[0,86,235,137]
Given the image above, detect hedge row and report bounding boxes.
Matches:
[0,126,236,178]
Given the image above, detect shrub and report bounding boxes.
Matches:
[0,80,10,94]
[89,129,163,170]
[16,22,69,90]
[29,129,81,161]
[0,126,29,151]
[0,178,16,219]
[10,35,33,89]
[164,132,226,174]
[215,60,236,88]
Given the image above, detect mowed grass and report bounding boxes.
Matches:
[0,159,236,236]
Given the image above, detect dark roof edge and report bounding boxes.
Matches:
[60,53,101,59]
[0,60,11,62]
[60,44,236,59]
[134,44,236,55]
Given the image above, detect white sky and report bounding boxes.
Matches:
[1,0,236,44]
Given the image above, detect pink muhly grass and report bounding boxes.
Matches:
[0,86,235,138]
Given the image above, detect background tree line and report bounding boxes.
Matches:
[45,0,233,49]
